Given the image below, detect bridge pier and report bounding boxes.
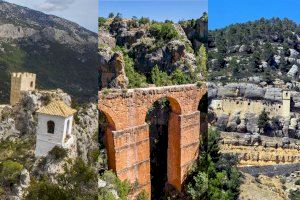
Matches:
[99,84,207,198]
[105,111,200,196]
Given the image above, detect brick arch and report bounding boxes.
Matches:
[144,95,182,193]
[98,109,117,171]
[142,95,182,122]
[98,84,207,197]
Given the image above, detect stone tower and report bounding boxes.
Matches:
[10,72,36,106]
[282,90,291,118]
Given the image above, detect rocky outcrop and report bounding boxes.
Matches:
[287,64,299,78]
[99,16,207,88]
[208,82,300,105]
[73,103,102,166]
[108,52,129,89]
[180,15,208,52]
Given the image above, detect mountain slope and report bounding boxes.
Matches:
[0,1,98,103]
[208,18,300,85]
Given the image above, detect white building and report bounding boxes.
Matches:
[35,101,77,157]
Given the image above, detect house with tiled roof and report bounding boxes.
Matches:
[35,100,77,157]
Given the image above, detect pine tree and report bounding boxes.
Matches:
[258,109,270,132]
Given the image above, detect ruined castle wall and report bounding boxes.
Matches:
[212,98,283,118]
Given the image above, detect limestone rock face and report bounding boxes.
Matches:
[287,64,299,78]
[0,24,37,39]
[264,88,282,102]
[289,49,299,59]
[227,111,241,132]
[216,114,229,131]
[116,29,145,46]
[245,113,259,133]
[166,40,186,63]
[244,85,265,99]
[98,17,206,89]
[99,28,116,48]
[11,169,31,198]
[73,103,103,167]
[239,44,251,53]
[108,52,129,89]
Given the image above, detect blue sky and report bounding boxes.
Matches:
[6,0,98,32]
[99,0,208,22]
[210,0,300,30]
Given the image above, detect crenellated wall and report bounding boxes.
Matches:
[10,72,36,106]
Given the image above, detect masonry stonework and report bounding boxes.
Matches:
[10,72,36,106]
[98,84,207,196]
[211,90,291,118]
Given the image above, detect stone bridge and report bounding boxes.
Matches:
[98,84,207,195]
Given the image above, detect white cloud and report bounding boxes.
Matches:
[5,0,98,32]
[38,0,75,12]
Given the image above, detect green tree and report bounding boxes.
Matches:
[139,17,150,25]
[149,22,179,41]
[197,44,207,79]
[262,42,275,65]
[123,54,147,88]
[228,58,239,78]
[151,65,172,86]
[171,68,191,85]
[0,160,24,186]
[98,17,107,27]
[185,129,241,200]
[108,12,114,18]
[258,109,270,132]
[24,181,71,200]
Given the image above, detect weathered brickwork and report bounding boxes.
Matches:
[99,84,207,196]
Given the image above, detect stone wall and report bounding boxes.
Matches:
[211,98,283,118]
[98,84,207,196]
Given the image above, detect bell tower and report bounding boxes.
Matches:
[282,90,291,118]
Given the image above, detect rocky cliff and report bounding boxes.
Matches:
[98,14,207,89]
[0,1,98,103]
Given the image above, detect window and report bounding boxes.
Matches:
[66,119,70,134]
[47,121,55,134]
[30,81,33,88]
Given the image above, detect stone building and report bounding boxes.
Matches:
[211,90,291,119]
[35,101,77,157]
[10,72,36,106]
